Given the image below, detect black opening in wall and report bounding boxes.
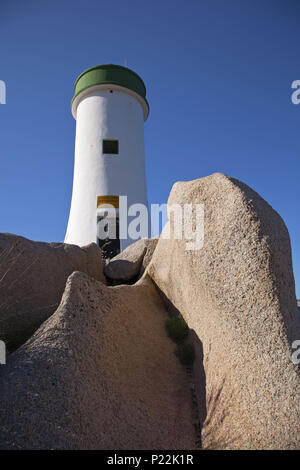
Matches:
[102,139,119,154]
[97,214,120,259]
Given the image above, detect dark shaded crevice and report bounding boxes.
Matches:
[104,272,140,286]
[149,277,207,449]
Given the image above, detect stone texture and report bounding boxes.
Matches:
[105,238,158,282]
[140,237,159,276]
[0,233,105,350]
[0,271,195,450]
[147,173,300,450]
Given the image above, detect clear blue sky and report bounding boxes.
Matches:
[0,0,299,296]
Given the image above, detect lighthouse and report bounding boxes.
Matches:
[65,64,149,257]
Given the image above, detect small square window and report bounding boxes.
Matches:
[102,139,119,154]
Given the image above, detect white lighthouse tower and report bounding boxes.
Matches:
[65,64,149,257]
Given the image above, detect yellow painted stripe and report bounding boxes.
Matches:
[97,195,119,208]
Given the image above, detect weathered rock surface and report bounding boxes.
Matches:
[105,238,158,282]
[140,237,159,276]
[0,234,105,350]
[147,173,300,449]
[0,271,194,450]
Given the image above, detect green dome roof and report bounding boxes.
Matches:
[71,64,149,114]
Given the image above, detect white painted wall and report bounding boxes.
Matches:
[65,85,149,250]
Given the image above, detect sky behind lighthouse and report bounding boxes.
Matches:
[0,0,299,296]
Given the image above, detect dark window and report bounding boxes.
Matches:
[102,139,119,154]
[97,214,120,260]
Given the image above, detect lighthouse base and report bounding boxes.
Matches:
[97,213,120,259]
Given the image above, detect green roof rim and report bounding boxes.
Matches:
[73,64,147,96]
[71,64,149,117]
[71,83,149,117]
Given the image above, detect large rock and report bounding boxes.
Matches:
[105,238,158,282]
[140,237,159,276]
[147,173,300,449]
[0,234,105,350]
[0,271,194,450]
